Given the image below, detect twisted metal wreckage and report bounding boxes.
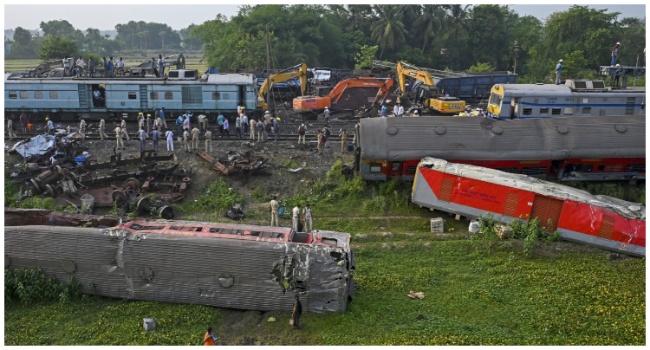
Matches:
[5,208,356,313]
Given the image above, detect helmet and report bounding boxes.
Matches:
[616,64,620,67]
[559,59,563,63]
[616,42,620,45]
[147,113,151,117]
[276,117,280,121]
[325,106,329,109]
[138,112,143,115]
[45,117,50,121]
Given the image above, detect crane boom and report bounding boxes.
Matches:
[258,63,308,111]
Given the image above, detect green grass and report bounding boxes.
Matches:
[3,164,646,345]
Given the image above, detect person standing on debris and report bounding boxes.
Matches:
[290,295,303,329]
[152,128,161,152]
[204,129,213,152]
[191,126,200,150]
[137,126,147,152]
[235,113,242,139]
[302,203,313,232]
[339,129,347,153]
[323,107,330,124]
[19,112,29,134]
[120,118,130,141]
[554,59,563,85]
[222,117,230,138]
[611,42,621,66]
[183,128,191,153]
[7,117,17,140]
[203,327,217,346]
[114,124,124,150]
[297,123,307,144]
[197,113,205,132]
[292,204,301,231]
[270,196,280,226]
[316,129,324,154]
[249,117,256,141]
[322,126,331,147]
[165,128,174,152]
[46,116,55,135]
[79,118,87,138]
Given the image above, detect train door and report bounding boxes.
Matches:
[530,195,563,232]
[388,161,402,178]
[91,84,106,108]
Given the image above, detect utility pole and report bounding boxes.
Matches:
[265,24,272,113]
[513,40,520,74]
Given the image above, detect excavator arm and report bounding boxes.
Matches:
[328,77,395,104]
[395,61,465,114]
[258,63,308,111]
[396,61,435,96]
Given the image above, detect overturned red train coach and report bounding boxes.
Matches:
[411,157,645,257]
[4,211,356,313]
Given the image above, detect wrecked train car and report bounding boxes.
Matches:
[4,215,355,313]
[411,157,645,257]
[356,115,645,182]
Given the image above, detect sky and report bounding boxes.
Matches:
[2,1,647,31]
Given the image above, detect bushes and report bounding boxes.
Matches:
[5,268,84,305]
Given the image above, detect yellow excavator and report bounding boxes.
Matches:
[396,61,466,115]
[257,63,308,112]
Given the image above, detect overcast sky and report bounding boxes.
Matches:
[3,2,647,31]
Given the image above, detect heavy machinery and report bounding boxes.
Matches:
[257,63,308,112]
[396,61,466,115]
[293,77,395,119]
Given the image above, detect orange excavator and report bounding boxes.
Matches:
[293,77,395,119]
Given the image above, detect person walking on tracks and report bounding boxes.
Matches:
[249,117,257,141]
[114,125,124,150]
[152,128,161,152]
[120,118,130,141]
[19,112,28,134]
[137,126,147,152]
[297,123,307,144]
[270,196,280,227]
[99,118,106,140]
[316,129,324,154]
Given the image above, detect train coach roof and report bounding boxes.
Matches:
[359,116,645,161]
[418,157,646,220]
[205,73,256,84]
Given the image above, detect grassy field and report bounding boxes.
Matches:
[3,168,646,345]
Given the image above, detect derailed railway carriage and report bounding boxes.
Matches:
[4,212,356,313]
[4,69,259,122]
[411,157,645,257]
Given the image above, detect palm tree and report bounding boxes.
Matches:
[413,5,446,53]
[370,5,407,59]
[446,4,471,42]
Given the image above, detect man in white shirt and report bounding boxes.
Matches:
[292,204,301,231]
[302,203,313,232]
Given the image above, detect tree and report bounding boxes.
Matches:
[413,5,446,53]
[38,35,78,60]
[370,5,407,59]
[354,45,379,69]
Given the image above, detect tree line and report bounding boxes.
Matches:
[4,5,645,83]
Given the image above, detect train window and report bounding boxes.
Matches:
[165,92,173,100]
[209,228,243,235]
[128,92,137,100]
[391,162,400,172]
[212,92,221,100]
[582,107,591,115]
[564,108,573,115]
[540,108,549,115]
[551,108,561,115]
[49,91,58,99]
[169,226,203,231]
[625,164,645,172]
[35,91,43,99]
[597,165,605,171]
[488,93,502,106]
[523,108,532,115]
[370,165,381,173]
[19,91,28,99]
[8,92,17,99]
[150,92,159,100]
[574,164,593,172]
[182,86,203,104]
